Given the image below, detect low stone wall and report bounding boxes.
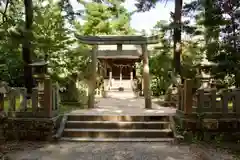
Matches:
[3,116,61,141]
[175,112,240,141]
[0,125,4,141]
[0,112,6,141]
[175,79,240,142]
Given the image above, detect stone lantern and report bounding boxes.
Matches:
[30,60,49,107]
[30,60,49,86]
[196,54,217,89]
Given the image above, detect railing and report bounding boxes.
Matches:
[195,88,240,113]
[95,88,103,97]
[0,79,59,118]
[178,79,240,118]
[85,85,104,97]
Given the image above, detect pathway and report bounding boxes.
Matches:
[69,97,176,115]
[5,141,236,160]
[3,96,236,160]
[6,142,200,160]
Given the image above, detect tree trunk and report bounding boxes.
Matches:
[173,0,183,77]
[231,15,239,87]
[23,0,33,95]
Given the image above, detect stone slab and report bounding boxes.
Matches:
[69,97,176,116]
[3,116,61,141]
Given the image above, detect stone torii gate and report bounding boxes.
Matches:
[75,35,158,109]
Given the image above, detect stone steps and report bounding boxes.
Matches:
[108,88,133,91]
[61,137,174,142]
[103,79,135,98]
[104,90,136,98]
[67,115,170,122]
[61,115,174,142]
[105,92,136,99]
[65,121,170,129]
[107,79,133,90]
[63,128,173,138]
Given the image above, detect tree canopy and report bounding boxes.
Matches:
[0,0,240,95]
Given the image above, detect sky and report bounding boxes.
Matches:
[123,0,175,33]
[70,0,191,34]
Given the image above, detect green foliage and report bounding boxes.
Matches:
[135,0,163,12]
[4,0,240,99]
[183,0,240,87]
[149,19,202,96]
[76,0,134,35]
[143,0,240,95]
[83,2,112,35]
[0,0,25,86]
[0,0,135,93]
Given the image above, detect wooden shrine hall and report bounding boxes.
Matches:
[97,45,140,80]
[75,35,158,109]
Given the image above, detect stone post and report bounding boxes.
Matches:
[109,71,112,90]
[19,88,27,111]
[142,44,151,109]
[8,88,17,112]
[233,89,240,114]
[120,66,122,87]
[88,45,97,109]
[130,67,133,81]
[178,84,184,111]
[32,88,38,114]
[183,79,193,114]
[44,78,52,117]
[0,93,3,112]
[0,84,7,112]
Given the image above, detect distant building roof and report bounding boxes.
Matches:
[75,34,159,45]
[96,44,162,59]
[75,34,161,59]
[97,50,141,59]
[97,45,140,59]
[98,44,139,50]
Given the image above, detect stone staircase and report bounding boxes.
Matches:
[104,79,136,98]
[113,79,132,89]
[61,115,174,142]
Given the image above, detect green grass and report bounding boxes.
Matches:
[228,102,233,110]
[4,98,21,111]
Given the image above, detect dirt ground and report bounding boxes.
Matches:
[0,141,237,160]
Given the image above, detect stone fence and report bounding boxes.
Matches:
[177,79,240,117]
[0,79,61,141]
[176,79,240,140]
[0,79,59,118]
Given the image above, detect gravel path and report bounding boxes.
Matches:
[5,142,200,160]
[70,97,176,116]
[3,141,237,160]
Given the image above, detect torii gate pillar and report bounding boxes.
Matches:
[88,45,98,108]
[142,44,152,109]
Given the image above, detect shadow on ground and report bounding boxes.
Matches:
[5,142,198,160]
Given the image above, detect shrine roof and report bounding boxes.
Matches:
[75,34,159,45]
[98,44,139,51]
[97,50,140,59]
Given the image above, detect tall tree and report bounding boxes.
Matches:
[135,0,183,77]
[183,0,240,87]
[23,0,33,94]
[173,0,182,76]
[75,0,134,35]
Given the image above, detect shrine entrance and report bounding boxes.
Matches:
[75,35,158,109]
[102,59,137,80]
[112,62,132,80]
